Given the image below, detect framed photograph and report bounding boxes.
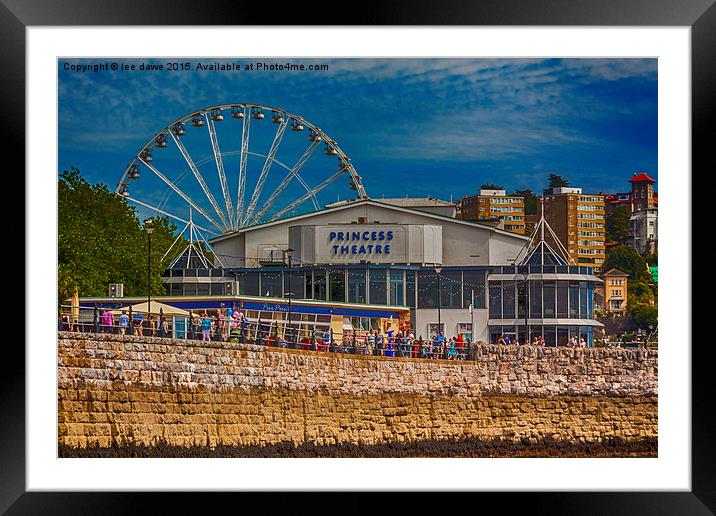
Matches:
[8,0,711,512]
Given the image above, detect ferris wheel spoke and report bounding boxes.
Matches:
[205,113,235,226]
[138,157,225,233]
[251,140,321,224]
[125,196,221,237]
[268,167,347,223]
[242,118,288,226]
[235,109,251,228]
[169,130,230,229]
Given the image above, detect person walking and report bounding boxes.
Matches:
[119,310,129,335]
[100,309,114,334]
[200,311,212,341]
[133,311,144,336]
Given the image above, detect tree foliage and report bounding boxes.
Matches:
[58,168,185,301]
[512,188,538,215]
[629,305,658,330]
[480,183,503,191]
[603,245,650,282]
[605,205,633,246]
[545,173,570,193]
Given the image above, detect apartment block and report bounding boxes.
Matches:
[457,189,525,234]
[540,187,606,273]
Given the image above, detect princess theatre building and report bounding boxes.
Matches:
[162,198,603,346]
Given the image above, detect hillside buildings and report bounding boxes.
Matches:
[628,173,658,255]
[539,187,606,273]
[456,189,526,234]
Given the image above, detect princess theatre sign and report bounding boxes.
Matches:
[289,224,442,265]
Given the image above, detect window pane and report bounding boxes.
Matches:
[544,325,556,346]
[569,281,580,318]
[406,271,416,308]
[329,268,346,303]
[261,271,283,298]
[543,281,555,318]
[556,280,569,318]
[183,283,197,296]
[462,270,486,309]
[489,282,502,319]
[502,280,516,318]
[579,281,588,318]
[197,283,209,295]
[237,272,259,296]
[286,270,304,300]
[369,269,387,305]
[211,283,223,296]
[418,270,437,309]
[530,280,542,318]
[348,269,367,304]
[389,270,404,306]
[304,272,313,300]
[441,271,462,308]
[313,271,327,301]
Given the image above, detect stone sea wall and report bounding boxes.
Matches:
[57,332,658,451]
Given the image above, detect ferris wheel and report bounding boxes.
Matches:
[115,103,368,236]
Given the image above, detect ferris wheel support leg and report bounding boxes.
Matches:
[125,196,221,236]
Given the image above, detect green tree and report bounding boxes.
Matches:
[480,183,503,190]
[605,205,633,245]
[512,188,538,215]
[58,168,185,301]
[629,305,658,330]
[545,173,570,193]
[603,245,650,282]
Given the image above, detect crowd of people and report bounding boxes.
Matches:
[61,307,592,359]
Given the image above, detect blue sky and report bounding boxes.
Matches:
[58,58,657,230]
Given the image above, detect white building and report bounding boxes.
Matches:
[162,198,603,345]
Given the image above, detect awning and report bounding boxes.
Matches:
[112,301,190,317]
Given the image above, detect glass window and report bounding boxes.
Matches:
[418,270,438,309]
[211,283,223,296]
[369,269,387,305]
[313,270,327,301]
[183,283,197,296]
[462,270,486,309]
[557,280,569,318]
[587,283,594,318]
[530,280,542,318]
[197,283,210,295]
[489,282,502,319]
[406,271,416,308]
[579,282,588,318]
[389,270,404,306]
[543,325,556,346]
[286,270,304,300]
[237,272,259,296]
[304,272,313,300]
[557,326,569,346]
[197,269,210,277]
[517,280,527,319]
[569,281,580,318]
[329,268,346,303]
[169,283,182,296]
[348,269,367,304]
[441,271,462,308]
[543,281,556,318]
[261,271,283,298]
[502,280,516,318]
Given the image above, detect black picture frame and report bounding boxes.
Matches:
[5,0,711,512]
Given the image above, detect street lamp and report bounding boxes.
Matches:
[435,266,442,338]
[285,248,294,346]
[144,218,154,317]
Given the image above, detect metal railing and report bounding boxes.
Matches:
[58,305,475,361]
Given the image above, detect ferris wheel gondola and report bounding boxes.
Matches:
[115,103,368,236]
